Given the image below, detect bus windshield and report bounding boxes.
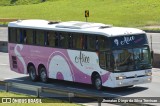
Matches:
[112,46,152,72]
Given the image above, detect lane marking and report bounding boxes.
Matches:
[82,104,94,106]
[67,87,87,91]
[0,64,8,66]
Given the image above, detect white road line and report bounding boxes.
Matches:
[67,87,87,91]
[0,64,8,66]
[81,104,94,106]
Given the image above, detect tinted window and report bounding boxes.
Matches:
[16,29,21,43]
[68,34,73,48]
[36,30,44,46]
[72,34,85,49]
[59,32,69,48]
[9,28,16,43]
[87,35,96,51]
[26,29,33,44]
[99,52,106,70]
[22,29,33,44]
[97,36,107,50]
[46,31,58,47]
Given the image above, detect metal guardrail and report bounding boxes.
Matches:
[0,81,103,106]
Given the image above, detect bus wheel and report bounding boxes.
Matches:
[39,67,48,83]
[28,65,38,81]
[93,74,102,90]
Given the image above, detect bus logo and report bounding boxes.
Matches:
[114,39,119,46]
[75,51,90,66]
[2,98,11,103]
[114,36,135,46]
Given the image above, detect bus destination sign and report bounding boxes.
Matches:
[111,34,148,48]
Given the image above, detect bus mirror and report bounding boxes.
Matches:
[151,50,154,59]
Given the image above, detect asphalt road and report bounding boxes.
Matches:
[0,52,160,106]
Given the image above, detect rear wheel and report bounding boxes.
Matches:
[93,74,102,90]
[28,65,38,81]
[39,67,48,83]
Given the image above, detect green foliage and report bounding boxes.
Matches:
[0,0,160,27]
[0,0,11,6]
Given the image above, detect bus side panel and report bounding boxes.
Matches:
[8,43,111,85]
[8,43,28,74]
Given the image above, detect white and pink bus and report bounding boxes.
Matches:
[8,20,152,90]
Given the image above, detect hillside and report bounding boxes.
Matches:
[0,0,160,27]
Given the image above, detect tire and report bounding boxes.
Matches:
[28,65,38,81]
[39,67,48,83]
[93,74,102,90]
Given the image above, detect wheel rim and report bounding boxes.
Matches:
[95,78,102,90]
[30,67,36,80]
[40,68,47,82]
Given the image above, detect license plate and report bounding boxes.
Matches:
[133,80,139,82]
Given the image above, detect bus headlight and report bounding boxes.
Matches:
[116,76,126,80]
[145,70,152,76]
[146,72,152,76]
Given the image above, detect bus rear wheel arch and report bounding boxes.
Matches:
[27,64,38,81]
[91,72,102,90]
[38,65,48,83]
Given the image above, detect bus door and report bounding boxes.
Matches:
[99,51,113,71]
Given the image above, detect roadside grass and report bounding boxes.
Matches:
[0,91,81,106]
[141,28,160,32]
[0,0,160,27]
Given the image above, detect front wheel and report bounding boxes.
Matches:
[28,65,38,81]
[39,67,48,83]
[93,74,102,90]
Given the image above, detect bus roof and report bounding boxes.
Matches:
[8,19,145,37]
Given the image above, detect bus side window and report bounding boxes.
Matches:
[72,34,85,50]
[26,29,34,45]
[9,28,17,43]
[20,29,24,43]
[47,31,56,47]
[59,32,69,48]
[99,52,106,70]
[16,29,22,43]
[96,36,106,51]
[23,30,27,44]
[68,33,73,48]
[87,35,96,51]
[55,32,59,47]
[35,30,45,46]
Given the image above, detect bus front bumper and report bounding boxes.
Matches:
[114,76,152,87]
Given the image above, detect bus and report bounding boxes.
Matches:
[8,20,152,90]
